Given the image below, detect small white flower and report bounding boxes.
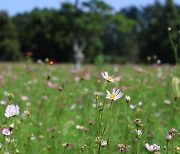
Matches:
[21,96,28,101]
[130,104,135,109]
[145,143,160,152]
[1,128,12,136]
[106,89,123,101]
[30,136,36,141]
[101,140,107,147]
[76,125,84,130]
[125,95,130,102]
[0,100,7,105]
[102,72,114,82]
[138,102,143,106]
[136,130,142,136]
[167,27,172,31]
[135,129,143,139]
[5,104,20,118]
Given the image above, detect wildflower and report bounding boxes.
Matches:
[138,102,143,106]
[166,134,172,141]
[167,27,172,31]
[49,59,55,65]
[62,143,73,148]
[39,135,44,139]
[136,129,143,139]
[168,128,177,137]
[26,102,31,106]
[102,72,114,82]
[125,95,130,103]
[81,144,87,151]
[21,96,28,101]
[95,136,102,143]
[9,123,14,129]
[0,100,7,105]
[16,149,20,153]
[1,128,12,136]
[5,104,20,118]
[106,89,123,101]
[58,85,64,92]
[76,125,84,130]
[101,140,107,147]
[30,134,36,140]
[134,119,143,127]
[145,143,160,152]
[117,144,130,151]
[88,120,95,125]
[130,104,135,109]
[164,99,171,105]
[46,81,56,88]
[24,110,30,116]
[174,146,180,153]
[6,137,14,143]
[70,104,76,110]
[24,51,33,57]
[8,93,14,100]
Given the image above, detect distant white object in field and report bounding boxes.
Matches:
[74,41,86,70]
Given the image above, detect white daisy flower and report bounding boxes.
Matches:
[145,143,160,152]
[5,104,20,118]
[102,72,114,82]
[106,89,123,101]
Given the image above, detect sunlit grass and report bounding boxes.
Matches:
[0,63,179,153]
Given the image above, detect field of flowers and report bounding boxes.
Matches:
[0,62,179,154]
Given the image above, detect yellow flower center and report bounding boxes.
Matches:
[107,76,113,81]
[110,93,116,99]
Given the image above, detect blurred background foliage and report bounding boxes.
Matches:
[0,0,180,63]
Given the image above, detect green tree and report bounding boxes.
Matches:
[0,11,22,61]
[138,0,180,63]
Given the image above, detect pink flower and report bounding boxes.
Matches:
[166,134,173,141]
[1,128,12,136]
[164,99,171,105]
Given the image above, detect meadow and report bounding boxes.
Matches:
[0,62,179,154]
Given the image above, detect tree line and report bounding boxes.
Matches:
[0,0,179,63]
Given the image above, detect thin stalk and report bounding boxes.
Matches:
[102,100,113,136]
[167,141,169,154]
[170,99,178,128]
[171,140,174,154]
[97,81,109,154]
[136,141,139,154]
[168,32,178,65]
[100,82,109,119]
[124,103,129,154]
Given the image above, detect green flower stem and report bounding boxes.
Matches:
[97,81,110,154]
[124,102,129,154]
[102,100,113,136]
[171,99,179,128]
[167,141,169,154]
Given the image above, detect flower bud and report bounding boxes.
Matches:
[125,95,130,103]
[8,93,14,100]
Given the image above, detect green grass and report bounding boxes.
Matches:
[0,63,179,154]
